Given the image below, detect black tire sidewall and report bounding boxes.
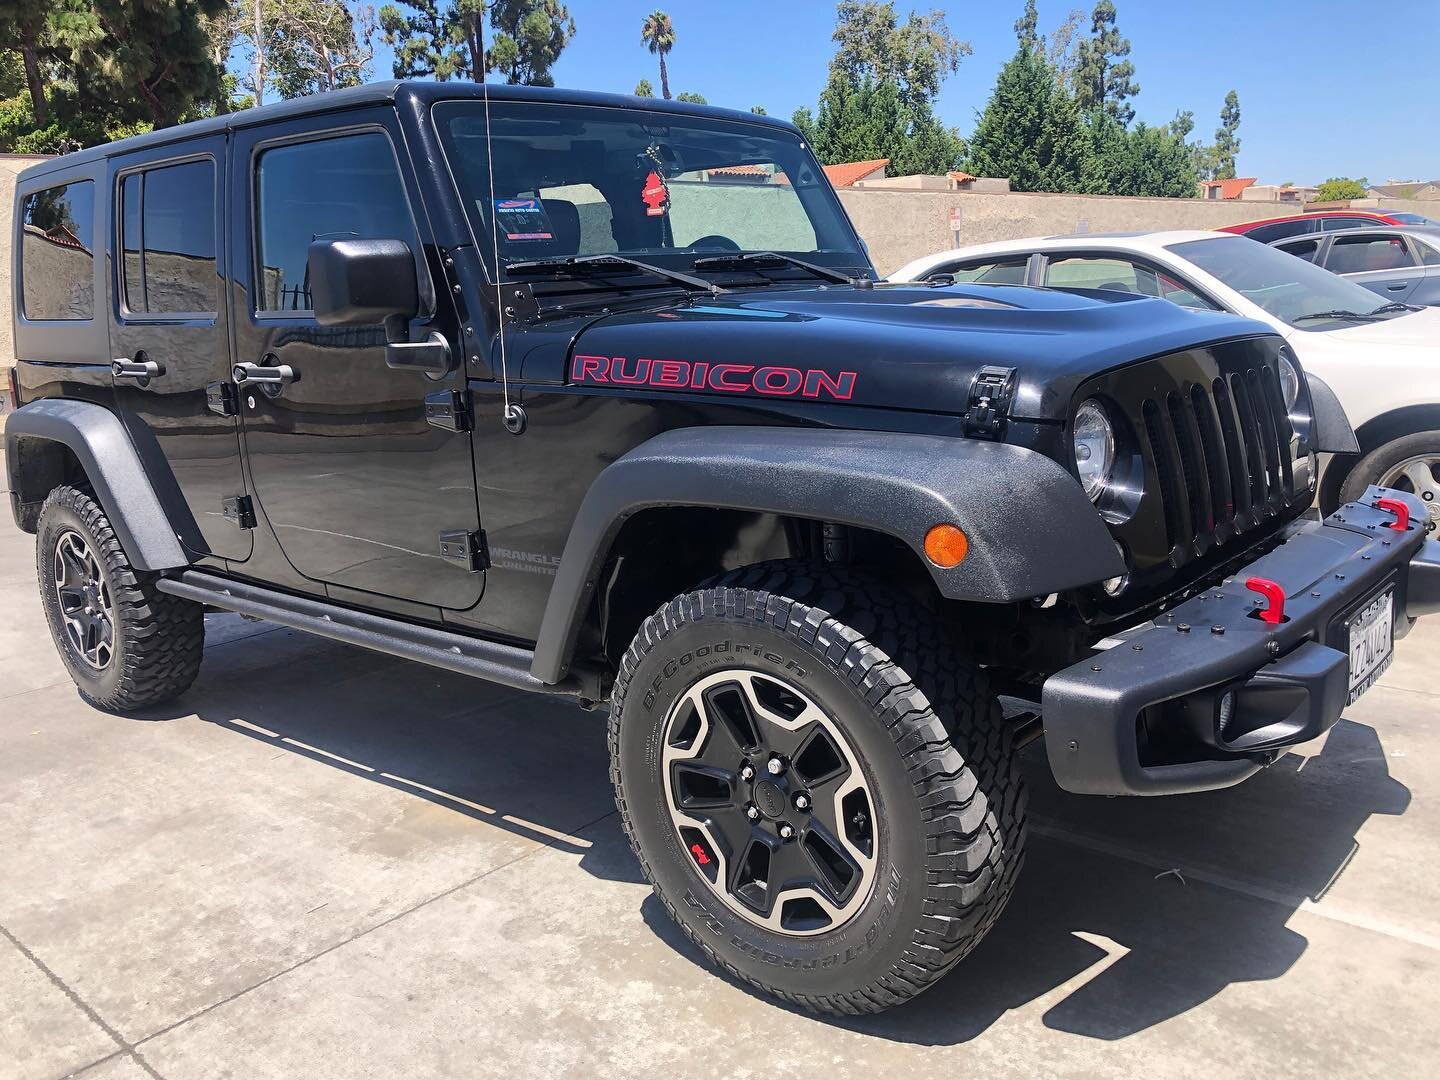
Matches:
[1340,431,1440,508]
[36,492,130,703]
[617,606,931,999]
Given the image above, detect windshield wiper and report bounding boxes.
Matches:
[1292,309,1383,323]
[692,251,857,285]
[505,254,722,294]
[1369,301,1417,315]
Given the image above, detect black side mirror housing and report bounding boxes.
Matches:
[308,239,419,327]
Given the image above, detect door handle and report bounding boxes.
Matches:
[232,362,297,386]
[112,358,164,380]
[1385,282,1409,291]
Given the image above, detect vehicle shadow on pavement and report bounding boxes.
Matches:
[645,719,1408,1045]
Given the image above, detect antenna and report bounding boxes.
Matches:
[479,13,524,435]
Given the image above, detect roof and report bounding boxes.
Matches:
[947,170,976,183]
[707,164,769,177]
[17,81,798,182]
[1369,181,1439,198]
[1200,177,1257,199]
[886,230,1230,281]
[822,158,889,187]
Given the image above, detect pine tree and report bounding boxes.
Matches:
[634,78,653,97]
[967,46,1086,192]
[1073,0,1138,126]
[1014,0,1039,52]
[1212,89,1241,180]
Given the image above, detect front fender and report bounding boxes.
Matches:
[530,426,1123,682]
[5,399,187,571]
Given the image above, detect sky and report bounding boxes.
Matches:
[363,1,1440,186]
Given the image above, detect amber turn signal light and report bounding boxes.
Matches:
[924,524,968,568]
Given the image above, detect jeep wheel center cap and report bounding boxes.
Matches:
[753,780,787,820]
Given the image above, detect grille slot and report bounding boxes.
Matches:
[1138,364,1295,562]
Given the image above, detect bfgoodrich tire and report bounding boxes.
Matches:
[610,561,1025,1014]
[36,485,204,710]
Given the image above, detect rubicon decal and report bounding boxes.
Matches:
[572,355,857,401]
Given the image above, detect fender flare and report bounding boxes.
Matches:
[530,426,1124,682]
[4,399,187,571]
[1305,373,1359,455]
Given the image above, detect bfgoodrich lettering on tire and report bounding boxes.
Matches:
[36,485,204,711]
[609,561,1026,1014]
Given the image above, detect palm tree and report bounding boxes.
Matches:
[640,10,674,100]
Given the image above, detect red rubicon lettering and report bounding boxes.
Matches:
[571,353,858,401]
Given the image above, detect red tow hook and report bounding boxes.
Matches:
[1376,496,1411,532]
[1245,577,1287,625]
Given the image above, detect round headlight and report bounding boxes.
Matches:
[1278,352,1301,410]
[1073,399,1115,501]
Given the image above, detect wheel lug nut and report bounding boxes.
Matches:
[740,764,755,781]
[778,823,795,840]
[794,793,810,811]
[745,805,760,821]
[767,757,784,775]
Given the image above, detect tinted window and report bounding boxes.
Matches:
[1045,256,1159,295]
[20,180,95,321]
[119,159,218,314]
[933,258,1028,284]
[1419,239,1440,267]
[255,132,418,313]
[1321,216,1370,231]
[1277,238,1322,263]
[1245,219,1312,244]
[1327,235,1415,274]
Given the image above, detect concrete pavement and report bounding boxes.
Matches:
[1,469,1437,1078]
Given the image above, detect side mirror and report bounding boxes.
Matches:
[308,239,419,327]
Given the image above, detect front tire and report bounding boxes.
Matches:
[36,485,204,710]
[1340,431,1440,532]
[610,562,1025,1014]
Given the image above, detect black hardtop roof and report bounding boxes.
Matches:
[18,81,798,183]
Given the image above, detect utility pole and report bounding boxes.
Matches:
[253,0,265,106]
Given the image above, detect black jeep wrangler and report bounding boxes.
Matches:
[8,82,1440,1014]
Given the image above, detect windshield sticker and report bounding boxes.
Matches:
[641,171,668,217]
[572,354,856,401]
[493,198,554,241]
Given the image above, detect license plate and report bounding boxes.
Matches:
[1346,588,1395,704]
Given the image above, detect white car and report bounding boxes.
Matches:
[891,230,1440,524]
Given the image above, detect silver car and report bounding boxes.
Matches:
[1269,226,1440,307]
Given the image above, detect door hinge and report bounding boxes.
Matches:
[962,365,1017,439]
[222,495,256,530]
[439,529,488,572]
[424,389,472,432]
[206,380,238,417]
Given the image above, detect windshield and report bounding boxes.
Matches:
[434,100,866,280]
[1168,235,1410,329]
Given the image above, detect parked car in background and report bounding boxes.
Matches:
[1270,226,1440,306]
[890,231,1440,524]
[1221,210,1440,244]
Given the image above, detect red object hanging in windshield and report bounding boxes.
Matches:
[642,170,668,217]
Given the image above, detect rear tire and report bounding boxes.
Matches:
[36,485,204,710]
[610,560,1025,1014]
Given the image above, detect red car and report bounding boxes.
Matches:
[1223,209,1440,244]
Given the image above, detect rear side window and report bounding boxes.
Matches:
[1327,235,1415,274]
[1321,216,1369,231]
[254,132,418,313]
[1044,256,1159,296]
[934,258,1029,284]
[1277,238,1322,263]
[1245,219,1312,244]
[20,180,95,321]
[118,159,218,315]
[1420,240,1440,267]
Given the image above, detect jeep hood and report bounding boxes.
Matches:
[563,282,1275,422]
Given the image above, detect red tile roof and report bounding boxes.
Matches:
[947,171,977,183]
[822,158,889,187]
[1201,177,1257,200]
[708,164,769,177]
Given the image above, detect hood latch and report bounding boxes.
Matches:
[963,366,1017,439]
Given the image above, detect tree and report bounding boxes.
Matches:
[1073,0,1137,126]
[264,1,377,99]
[640,9,673,100]
[634,77,652,97]
[488,0,574,86]
[1046,7,1084,84]
[1014,0,1038,52]
[808,71,962,176]
[1212,89,1240,180]
[1316,176,1369,202]
[966,46,1086,193]
[0,1,62,125]
[791,105,815,141]
[379,0,467,80]
[750,105,766,115]
[829,1,970,110]
[675,90,705,104]
[1084,111,1198,197]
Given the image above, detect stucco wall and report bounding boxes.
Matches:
[1,155,54,415]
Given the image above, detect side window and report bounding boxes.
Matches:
[1328,235,1415,274]
[1248,219,1311,244]
[118,159,218,315]
[1156,271,1219,311]
[1044,256,1158,295]
[932,258,1029,284]
[255,132,419,313]
[1420,240,1440,267]
[1321,216,1369,231]
[20,180,95,321]
[1277,238,1322,263]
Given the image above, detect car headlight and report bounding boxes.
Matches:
[1073,399,1115,501]
[1278,351,1301,410]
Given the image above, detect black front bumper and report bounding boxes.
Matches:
[1043,487,1440,796]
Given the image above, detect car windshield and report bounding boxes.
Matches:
[1388,211,1440,227]
[1168,235,1411,329]
[433,100,866,281]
